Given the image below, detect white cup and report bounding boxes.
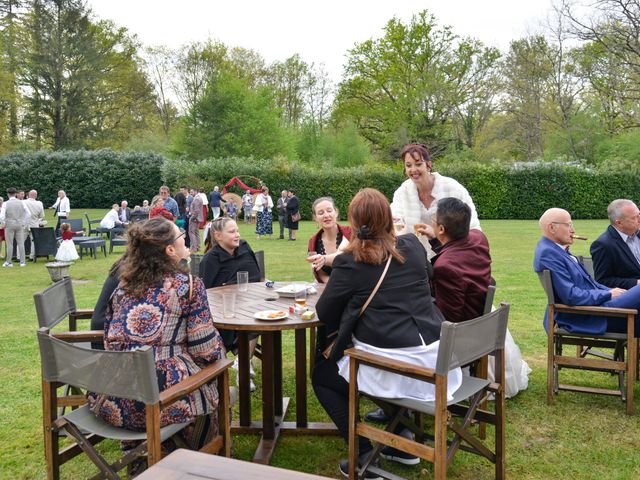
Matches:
[237,271,249,292]
[222,293,236,318]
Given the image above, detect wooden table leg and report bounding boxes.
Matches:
[295,329,308,428]
[274,332,283,418]
[261,332,275,440]
[237,331,251,427]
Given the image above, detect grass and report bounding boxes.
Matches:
[1,211,640,479]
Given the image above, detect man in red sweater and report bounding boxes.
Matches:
[425,197,492,322]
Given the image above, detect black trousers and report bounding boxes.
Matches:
[55,215,67,237]
[312,358,372,454]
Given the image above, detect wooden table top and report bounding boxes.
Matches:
[136,449,333,480]
[206,282,324,331]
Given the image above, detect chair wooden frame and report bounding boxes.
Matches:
[39,328,233,480]
[537,269,636,415]
[346,304,509,480]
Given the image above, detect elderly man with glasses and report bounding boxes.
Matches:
[534,207,640,336]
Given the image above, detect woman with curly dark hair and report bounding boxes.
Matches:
[88,216,225,454]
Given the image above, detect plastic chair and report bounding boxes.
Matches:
[109,228,127,254]
[345,304,510,480]
[66,218,85,236]
[30,227,58,262]
[84,212,108,237]
[38,328,232,480]
[537,269,636,414]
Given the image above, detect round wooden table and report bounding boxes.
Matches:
[207,282,337,464]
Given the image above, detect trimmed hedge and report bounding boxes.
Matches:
[166,157,639,220]
[0,149,163,208]
[1,151,635,219]
[443,162,640,220]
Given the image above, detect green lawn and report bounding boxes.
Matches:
[1,211,639,479]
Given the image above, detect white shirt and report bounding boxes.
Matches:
[100,209,121,229]
[52,196,70,216]
[615,228,640,264]
[199,192,209,206]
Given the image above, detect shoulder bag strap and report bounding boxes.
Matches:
[358,255,392,316]
[189,273,194,302]
[322,256,393,360]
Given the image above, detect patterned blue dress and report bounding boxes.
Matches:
[88,273,225,444]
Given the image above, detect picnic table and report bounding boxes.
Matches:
[136,448,333,479]
[207,282,338,464]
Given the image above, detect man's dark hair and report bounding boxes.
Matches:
[6,187,16,195]
[436,197,471,241]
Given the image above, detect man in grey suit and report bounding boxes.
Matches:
[24,190,45,261]
[1,187,29,267]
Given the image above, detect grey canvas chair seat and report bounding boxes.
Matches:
[61,404,188,442]
[377,376,491,416]
[346,303,510,480]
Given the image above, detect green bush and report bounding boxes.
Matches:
[0,149,163,208]
[1,151,634,219]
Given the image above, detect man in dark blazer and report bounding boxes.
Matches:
[425,197,492,323]
[590,199,640,289]
[534,207,640,335]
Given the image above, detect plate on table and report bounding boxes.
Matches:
[274,284,309,297]
[254,310,289,321]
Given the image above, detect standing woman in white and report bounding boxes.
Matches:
[50,189,70,237]
[391,143,480,259]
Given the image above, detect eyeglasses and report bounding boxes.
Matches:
[173,228,186,243]
[551,221,574,228]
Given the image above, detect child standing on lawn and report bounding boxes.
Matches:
[55,222,79,262]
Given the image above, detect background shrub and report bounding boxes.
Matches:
[2,151,636,219]
[0,149,164,208]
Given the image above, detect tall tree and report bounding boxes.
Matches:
[0,0,24,144]
[173,71,284,159]
[20,0,157,149]
[142,45,179,137]
[173,40,227,114]
[305,62,332,133]
[502,36,553,160]
[269,54,309,129]
[334,10,500,158]
[562,0,640,130]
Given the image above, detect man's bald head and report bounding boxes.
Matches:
[539,208,575,246]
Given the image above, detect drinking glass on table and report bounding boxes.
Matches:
[237,271,249,292]
[294,283,307,308]
[222,293,236,318]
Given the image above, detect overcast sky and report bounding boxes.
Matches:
[89,0,557,82]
